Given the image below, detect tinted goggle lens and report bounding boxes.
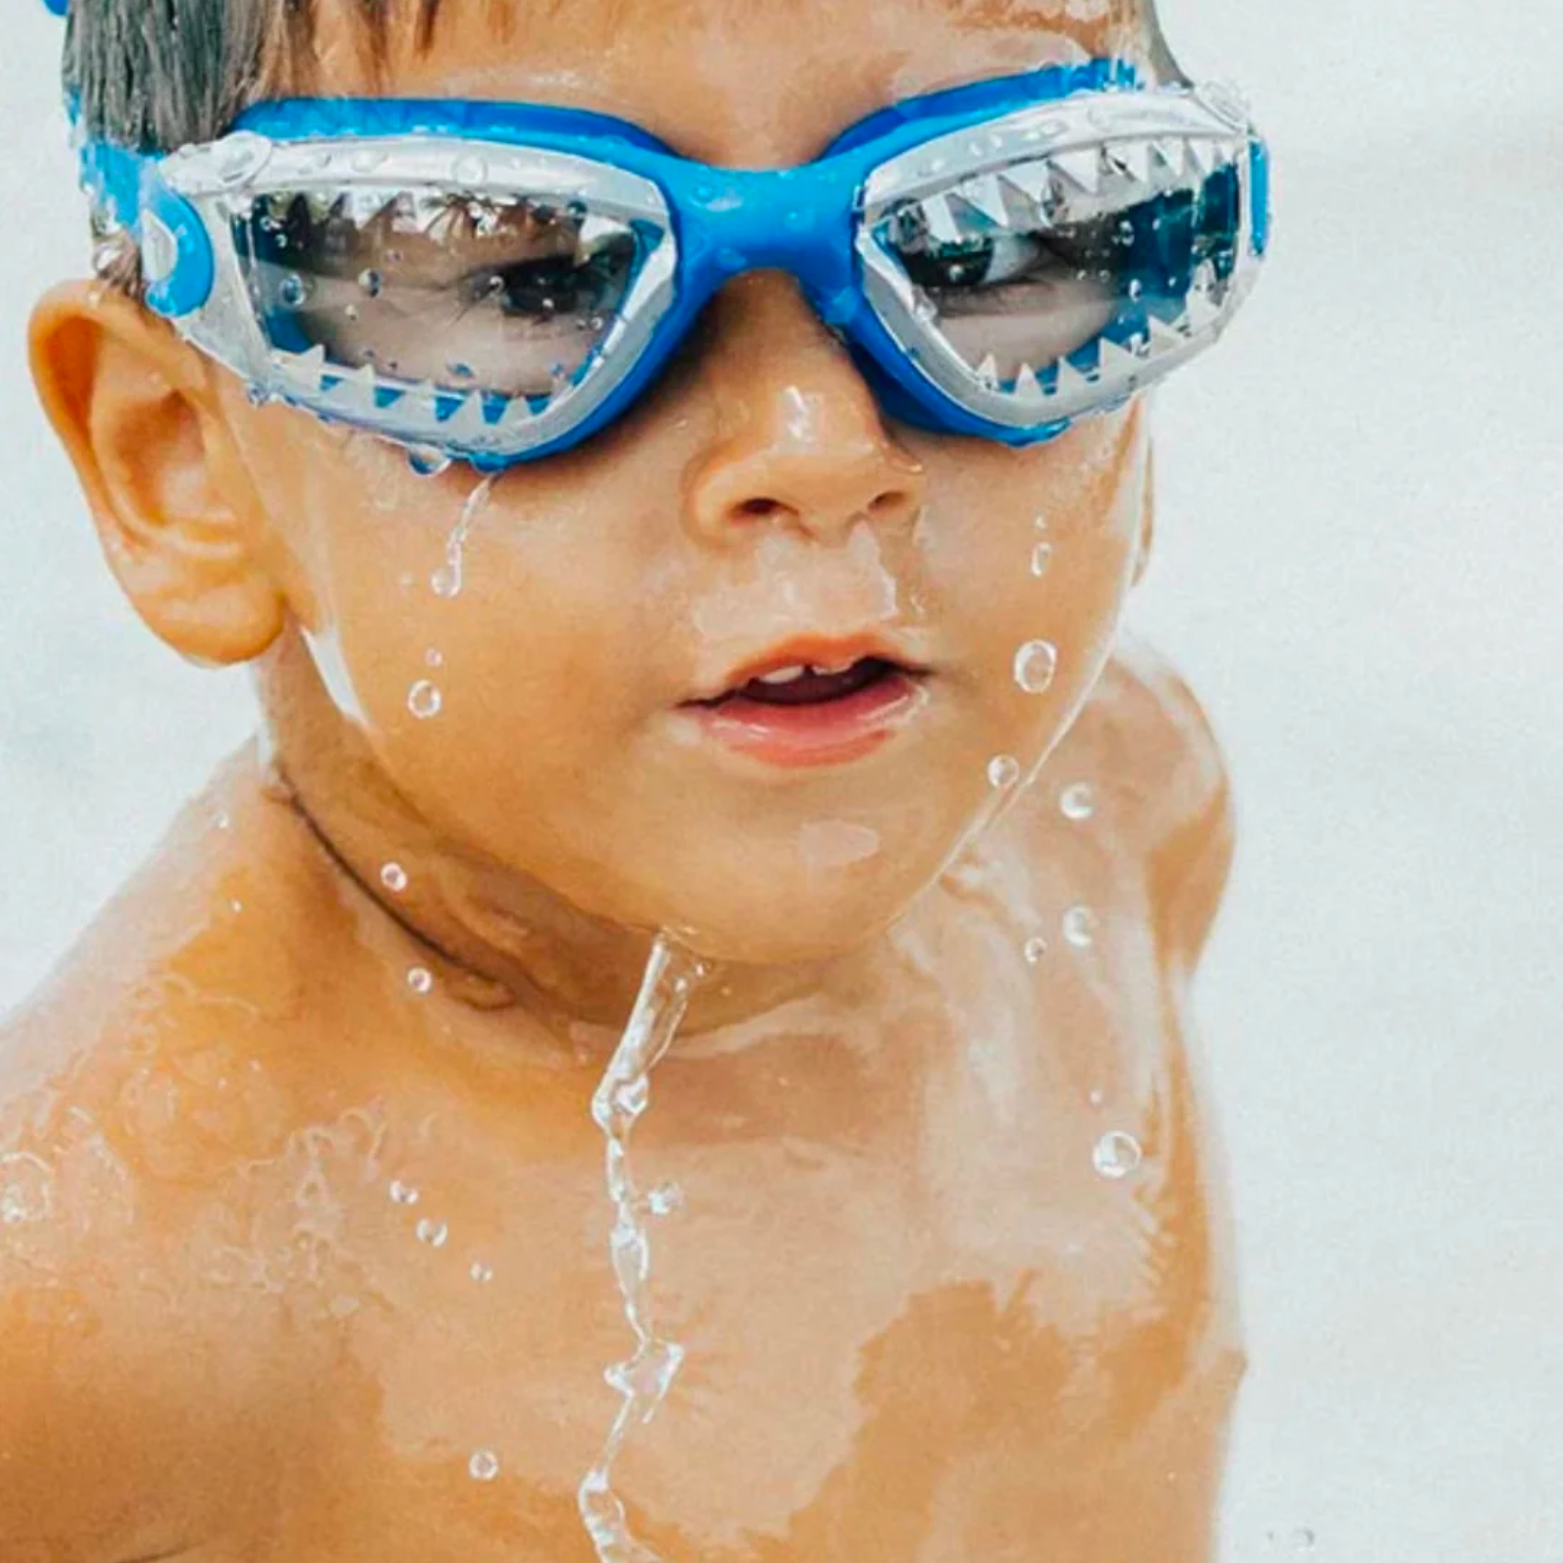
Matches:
[865,139,1250,401]
[235,186,646,411]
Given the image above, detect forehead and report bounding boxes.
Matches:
[293,0,1149,166]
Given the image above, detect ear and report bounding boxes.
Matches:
[28,281,285,667]
[1132,436,1157,588]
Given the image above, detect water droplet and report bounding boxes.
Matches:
[416,1217,449,1248]
[0,1153,53,1225]
[1063,904,1098,949]
[430,568,459,599]
[407,681,443,720]
[646,1181,685,1218]
[381,862,408,894]
[424,648,445,669]
[1060,782,1098,822]
[1088,1087,1106,1108]
[389,1180,420,1206]
[1030,542,1054,578]
[469,1449,501,1482]
[278,272,309,309]
[1033,512,1050,531]
[1023,936,1049,965]
[407,445,453,478]
[216,812,232,831]
[470,1261,495,1284]
[1014,639,1059,694]
[1093,1130,1143,1180]
[228,899,244,915]
[453,154,490,185]
[358,267,383,297]
[350,146,387,175]
[407,966,434,995]
[987,755,1022,790]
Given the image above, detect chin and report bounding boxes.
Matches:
[652,852,939,969]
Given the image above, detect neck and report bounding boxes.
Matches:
[252,629,842,1052]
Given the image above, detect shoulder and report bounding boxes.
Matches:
[0,803,329,1554]
[1061,633,1237,970]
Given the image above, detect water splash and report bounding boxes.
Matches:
[432,472,501,599]
[579,935,707,1563]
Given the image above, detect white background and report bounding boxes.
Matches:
[2,1,1561,1557]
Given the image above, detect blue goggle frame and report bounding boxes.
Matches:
[75,59,1270,470]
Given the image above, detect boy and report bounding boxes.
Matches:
[2,0,1264,1558]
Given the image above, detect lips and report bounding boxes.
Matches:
[681,638,931,769]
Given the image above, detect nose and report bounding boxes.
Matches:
[683,275,927,546]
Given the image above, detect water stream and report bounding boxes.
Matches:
[578,935,709,1562]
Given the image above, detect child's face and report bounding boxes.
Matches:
[190,0,1152,965]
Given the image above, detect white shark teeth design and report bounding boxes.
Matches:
[920,191,964,245]
[273,343,328,394]
[1148,313,1191,353]
[1184,286,1223,335]
[1052,354,1098,399]
[1103,140,1153,187]
[445,389,493,446]
[1050,148,1101,195]
[1186,139,1224,179]
[324,361,380,415]
[1151,138,1188,181]
[499,395,539,435]
[1012,362,1046,406]
[957,172,1011,228]
[975,353,1001,388]
[1000,162,1055,215]
[578,213,623,251]
[1097,337,1147,381]
[402,377,444,418]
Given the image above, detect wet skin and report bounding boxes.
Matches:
[8,0,1245,1559]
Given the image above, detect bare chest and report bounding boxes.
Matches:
[165,820,1236,1561]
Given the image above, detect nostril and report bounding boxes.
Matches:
[737,497,788,520]
[869,491,912,519]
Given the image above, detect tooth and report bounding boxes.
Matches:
[324,361,379,414]
[814,660,858,676]
[920,192,963,246]
[1186,139,1219,179]
[273,343,328,394]
[1098,337,1145,381]
[1012,362,1046,405]
[1050,148,1101,195]
[1000,162,1055,215]
[975,353,1001,387]
[1151,138,1187,181]
[1051,355,1097,400]
[757,666,807,685]
[958,173,1010,228]
[1184,287,1222,334]
[1106,141,1152,187]
[1147,313,1189,353]
[499,396,537,435]
[445,389,492,445]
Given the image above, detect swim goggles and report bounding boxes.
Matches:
[72,58,1270,471]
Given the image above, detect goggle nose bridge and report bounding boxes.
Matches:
[670,157,868,313]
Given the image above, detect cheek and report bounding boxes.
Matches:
[252,425,673,841]
[915,410,1145,765]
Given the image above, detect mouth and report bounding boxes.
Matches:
[680,640,932,770]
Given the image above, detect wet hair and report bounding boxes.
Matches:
[65,0,1173,153]
[63,0,444,151]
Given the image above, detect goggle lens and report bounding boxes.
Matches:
[868,140,1248,402]
[235,185,645,420]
